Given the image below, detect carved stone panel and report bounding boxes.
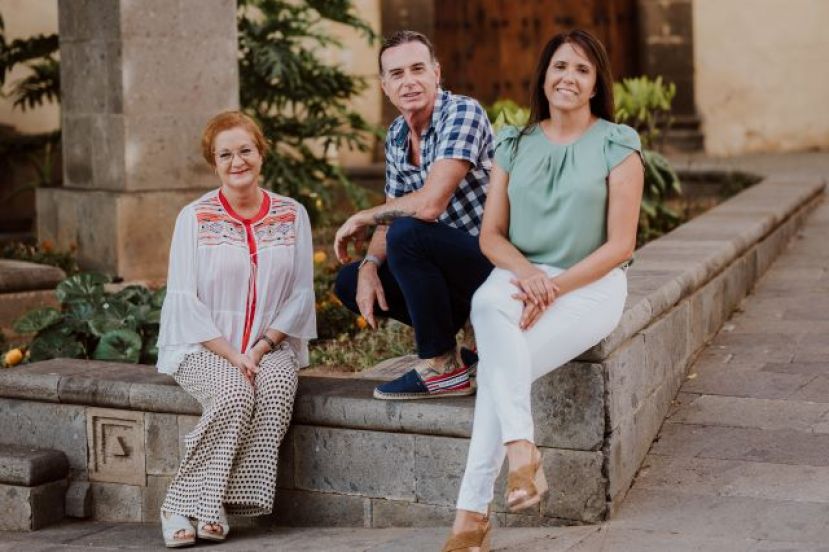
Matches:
[86,407,146,486]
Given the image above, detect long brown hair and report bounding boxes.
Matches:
[524,29,615,136]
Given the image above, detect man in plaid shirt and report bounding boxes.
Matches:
[334,30,494,400]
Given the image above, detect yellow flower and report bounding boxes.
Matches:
[4,348,24,367]
[313,250,327,264]
[356,316,368,330]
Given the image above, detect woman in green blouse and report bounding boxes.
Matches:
[443,30,644,551]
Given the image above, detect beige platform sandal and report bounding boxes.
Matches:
[197,506,230,542]
[441,519,491,552]
[160,511,196,548]
[505,448,549,512]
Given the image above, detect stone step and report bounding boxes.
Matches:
[0,259,65,294]
[0,259,64,338]
[0,289,61,340]
[0,444,69,531]
[0,444,69,486]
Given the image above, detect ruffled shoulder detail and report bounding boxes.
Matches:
[493,124,521,147]
[604,123,642,172]
[492,125,522,172]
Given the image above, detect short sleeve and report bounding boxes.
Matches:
[156,205,223,374]
[605,123,642,173]
[433,99,491,165]
[492,125,521,173]
[384,131,407,199]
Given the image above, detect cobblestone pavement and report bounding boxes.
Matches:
[3,154,828,550]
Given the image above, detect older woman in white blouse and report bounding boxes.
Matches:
[156,111,316,548]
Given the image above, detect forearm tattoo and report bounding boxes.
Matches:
[373,209,415,225]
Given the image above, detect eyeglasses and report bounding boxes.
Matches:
[214,146,259,165]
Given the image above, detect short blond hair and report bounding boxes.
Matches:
[201,111,268,167]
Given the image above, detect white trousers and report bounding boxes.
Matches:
[456,265,627,514]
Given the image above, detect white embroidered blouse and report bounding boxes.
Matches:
[156,188,317,374]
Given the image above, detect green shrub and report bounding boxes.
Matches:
[638,149,682,246]
[487,99,529,131]
[12,274,164,364]
[613,76,681,243]
[613,75,676,149]
[237,0,380,223]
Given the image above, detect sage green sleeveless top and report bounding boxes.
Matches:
[494,119,640,269]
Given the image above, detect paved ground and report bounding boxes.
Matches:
[3,156,828,550]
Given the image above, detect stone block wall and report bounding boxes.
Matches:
[0,398,197,522]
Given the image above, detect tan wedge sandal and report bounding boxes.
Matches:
[441,519,491,552]
[506,448,548,512]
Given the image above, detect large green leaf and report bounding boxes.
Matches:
[151,287,167,308]
[65,299,98,321]
[114,285,152,305]
[92,329,142,363]
[88,298,136,336]
[64,300,101,337]
[126,303,153,327]
[12,307,61,334]
[56,273,110,304]
[29,331,85,361]
[145,308,161,325]
[87,317,127,337]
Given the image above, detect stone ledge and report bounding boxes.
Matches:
[580,175,824,361]
[0,362,475,437]
[0,444,69,487]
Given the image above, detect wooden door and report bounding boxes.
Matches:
[433,0,639,106]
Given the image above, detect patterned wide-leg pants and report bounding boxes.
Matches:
[161,345,298,523]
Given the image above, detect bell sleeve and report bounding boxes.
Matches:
[268,202,317,367]
[156,205,223,374]
[605,123,642,173]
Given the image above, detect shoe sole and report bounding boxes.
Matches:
[197,534,227,542]
[373,387,475,400]
[164,541,195,549]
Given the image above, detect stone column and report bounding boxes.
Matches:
[38,0,239,281]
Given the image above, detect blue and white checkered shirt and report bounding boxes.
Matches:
[385,89,493,236]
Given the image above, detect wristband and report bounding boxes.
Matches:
[358,254,382,270]
[257,335,277,352]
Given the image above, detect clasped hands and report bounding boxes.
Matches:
[230,348,266,389]
[511,268,561,330]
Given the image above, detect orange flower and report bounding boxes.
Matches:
[40,240,54,253]
[356,316,368,330]
[3,348,23,367]
[313,250,327,264]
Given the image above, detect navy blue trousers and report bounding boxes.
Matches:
[334,218,494,358]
